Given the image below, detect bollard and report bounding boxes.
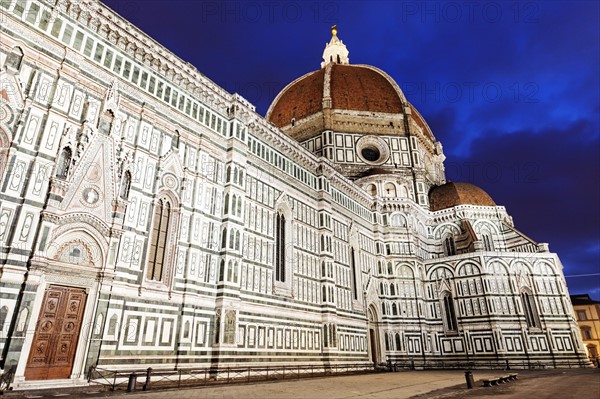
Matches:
[464,370,474,389]
[127,372,137,392]
[143,367,152,391]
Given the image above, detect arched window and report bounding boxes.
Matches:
[390,284,396,296]
[395,333,401,350]
[56,147,72,178]
[119,171,132,199]
[391,214,407,227]
[349,247,358,300]
[442,292,458,332]
[581,326,593,340]
[384,182,397,197]
[183,321,191,339]
[224,193,229,214]
[392,303,398,315]
[221,228,227,249]
[146,199,171,282]
[94,313,104,336]
[521,289,540,328]
[237,196,242,216]
[214,314,221,344]
[384,334,389,351]
[229,230,235,249]
[219,259,226,282]
[482,233,494,251]
[108,314,118,336]
[367,184,377,196]
[5,46,23,71]
[273,201,293,296]
[227,261,234,282]
[69,246,81,263]
[275,213,286,282]
[224,311,236,344]
[331,324,337,347]
[444,236,456,256]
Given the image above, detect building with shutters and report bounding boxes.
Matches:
[570,294,600,363]
[0,0,590,388]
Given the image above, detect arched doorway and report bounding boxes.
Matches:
[21,227,106,381]
[24,285,87,380]
[367,305,381,364]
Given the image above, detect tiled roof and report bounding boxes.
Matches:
[429,182,496,211]
[329,64,404,113]
[269,69,325,128]
[570,294,600,305]
[268,64,403,129]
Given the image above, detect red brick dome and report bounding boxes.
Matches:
[429,182,496,211]
[268,64,405,129]
[266,27,437,150]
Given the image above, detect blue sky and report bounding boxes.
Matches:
[102,0,600,298]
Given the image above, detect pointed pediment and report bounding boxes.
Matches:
[158,150,184,192]
[437,277,451,294]
[274,192,293,220]
[58,135,117,231]
[365,275,379,308]
[515,269,531,290]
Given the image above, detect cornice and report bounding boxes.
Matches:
[248,116,376,210]
[56,0,233,115]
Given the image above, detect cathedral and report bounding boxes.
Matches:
[0,0,590,388]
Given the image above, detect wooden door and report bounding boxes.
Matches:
[25,285,87,380]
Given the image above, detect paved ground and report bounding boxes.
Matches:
[6,369,599,399]
[412,369,600,399]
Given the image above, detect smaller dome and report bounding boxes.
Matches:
[429,182,496,211]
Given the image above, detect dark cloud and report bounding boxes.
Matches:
[446,119,600,289]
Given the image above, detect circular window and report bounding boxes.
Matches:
[361,147,380,162]
[356,136,390,165]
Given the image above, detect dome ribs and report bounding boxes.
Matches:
[329,65,403,113]
[269,69,325,128]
